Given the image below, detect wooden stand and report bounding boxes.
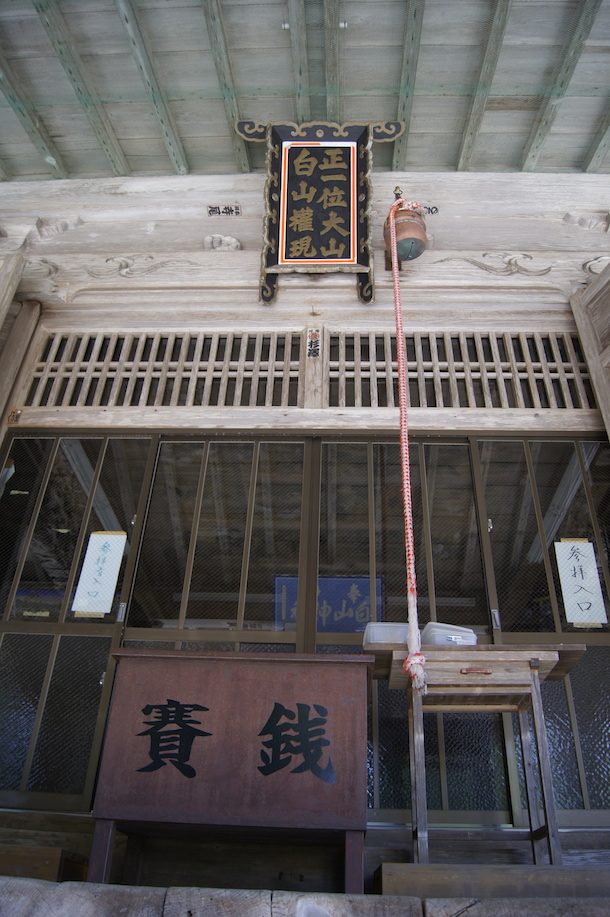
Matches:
[366,642,585,867]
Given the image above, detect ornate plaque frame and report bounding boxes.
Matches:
[236,120,403,304]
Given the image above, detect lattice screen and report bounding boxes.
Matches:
[327,331,596,410]
[26,332,302,409]
[25,329,595,412]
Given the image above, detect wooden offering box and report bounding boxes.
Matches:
[89,650,372,891]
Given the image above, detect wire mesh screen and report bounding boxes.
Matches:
[26,332,302,409]
[373,443,429,625]
[68,438,150,624]
[12,439,103,621]
[444,712,508,810]
[540,679,583,809]
[480,441,555,632]
[27,635,111,794]
[377,680,410,809]
[569,645,610,809]
[130,441,205,628]
[425,443,488,627]
[0,633,53,791]
[0,438,54,616]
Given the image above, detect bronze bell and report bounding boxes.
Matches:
[384,202,427,271]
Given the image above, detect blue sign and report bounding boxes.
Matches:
[274,575,383,633]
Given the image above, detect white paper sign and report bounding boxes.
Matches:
[554,540,607,626]
[72,531,127,617]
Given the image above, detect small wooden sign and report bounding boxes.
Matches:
[93,650,371,831]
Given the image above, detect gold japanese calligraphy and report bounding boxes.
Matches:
[281,143,355,264]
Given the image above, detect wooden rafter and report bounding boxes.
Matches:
[0,45,68,178]
[324,0,340,122]
[115,0,188,175]
[392,0,425,171]
[31,0,130,176]
[288,0,310,123]
[200,0,250,173]
[584,109,610,172]
[457,0,511,171]
[521,0,603,171]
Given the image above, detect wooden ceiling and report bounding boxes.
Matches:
[0,0,609,182]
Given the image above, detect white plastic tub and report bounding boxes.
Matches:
[363,622,408,645]
[420,622,477,646]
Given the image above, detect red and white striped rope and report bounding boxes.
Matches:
[388,197,426,693]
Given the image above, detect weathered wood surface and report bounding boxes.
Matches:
[386,645,585,693]
[0,844,85,882]
[381,864,610,899]
[0,300,39,421]
[0,254,24,328]
[7,406,604,435]
[570,263,610,438]
[1,173,609,255]
[366,642,586,682]
[0,0,608,180]
[14,248,602,309]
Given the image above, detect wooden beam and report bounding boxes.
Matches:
[521,0,603,171]
[457,0,511,171]
[0,254,24,329]
[584,109,610,172]
[114,0,188,175]
[200,0,250,173]
[31,0,130,176]
[0,47,68,179]
[324,0,340,122]
[288,0,310,123]
[392,0,425,170]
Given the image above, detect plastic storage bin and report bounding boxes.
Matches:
[363,622,408,644]
[420,622,477,646]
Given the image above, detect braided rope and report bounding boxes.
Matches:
[388,197,426,693]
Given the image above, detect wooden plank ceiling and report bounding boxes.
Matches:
[0,0,609,181]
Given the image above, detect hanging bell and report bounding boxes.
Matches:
[383,199,427,271]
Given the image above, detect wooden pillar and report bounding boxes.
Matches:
[0,253,23,330]
[518,706,546,864]
[529,663,562,865]
[0,299,41,452]
[570,263,610,438]
[344,830,364,893]
[407,685,429,863]
[87,819,116,883]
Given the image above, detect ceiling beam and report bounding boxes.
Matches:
[200,0,250,173]
[288,0,310,123]
[392,0,425,170]
[115,0,188,175]
[584,109,610,172]
[457,0,511,171]
[0,44,68,178]
[521,0,603,171]
[324,0,340,122]
[31,0,130,176]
